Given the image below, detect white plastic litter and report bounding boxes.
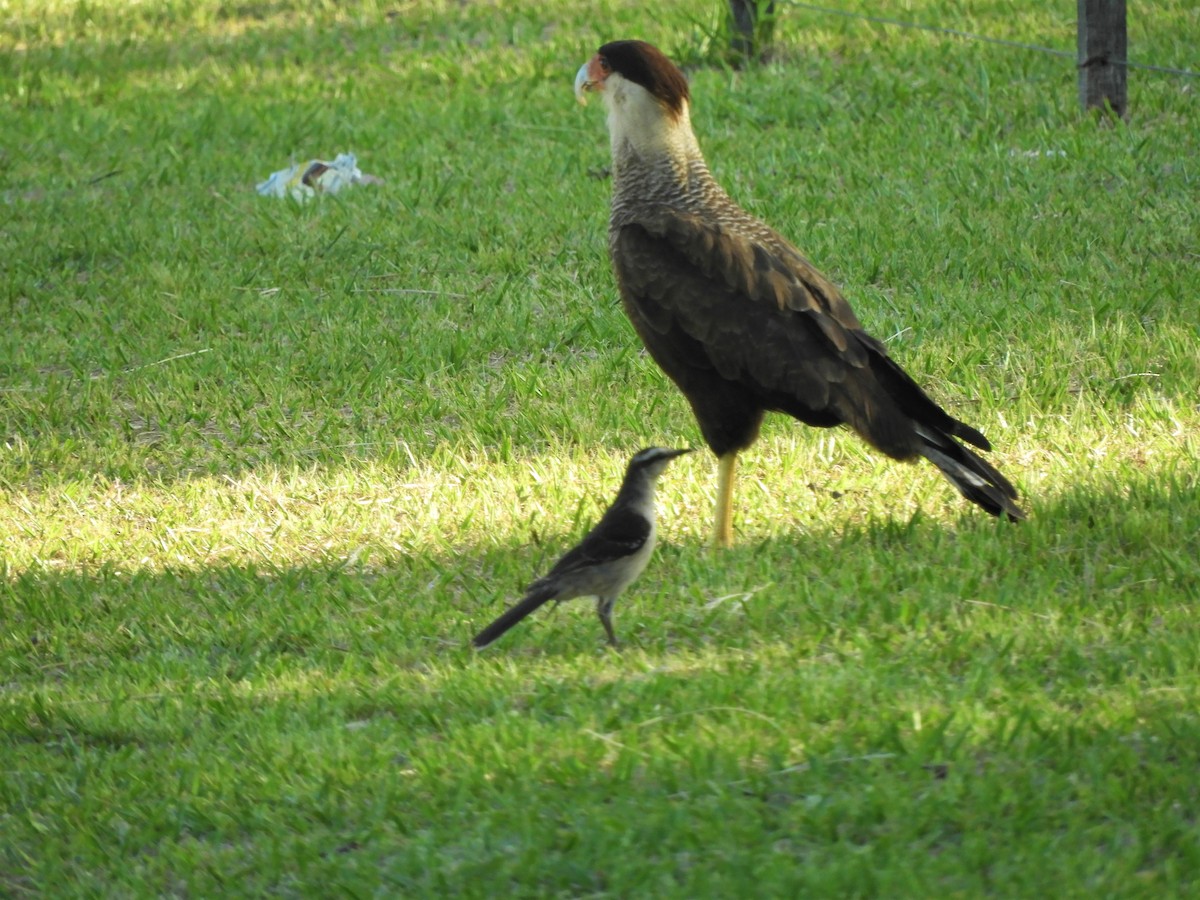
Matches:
[1009,149,1068,159]
[255,153,380,200]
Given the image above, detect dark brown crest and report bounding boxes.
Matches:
[598,40,690,116]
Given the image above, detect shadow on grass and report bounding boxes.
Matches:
[3,473,1199,893]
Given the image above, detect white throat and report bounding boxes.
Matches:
[602,76,701,174]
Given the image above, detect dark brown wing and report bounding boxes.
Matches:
[613,209,872,418]
[613,208,991,453]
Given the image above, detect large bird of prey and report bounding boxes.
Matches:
[575,40,1025,546]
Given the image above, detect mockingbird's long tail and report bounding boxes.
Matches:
[472,583,558,649]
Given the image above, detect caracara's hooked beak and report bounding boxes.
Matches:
[574,55,606,105]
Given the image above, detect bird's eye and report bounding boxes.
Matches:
[598,56,611,73]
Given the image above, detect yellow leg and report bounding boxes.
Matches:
[713,451,738,548]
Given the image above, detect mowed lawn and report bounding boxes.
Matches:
[2,0,1199,894]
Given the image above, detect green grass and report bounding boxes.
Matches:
[3,0,1199,894]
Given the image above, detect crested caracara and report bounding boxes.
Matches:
[575,40,1024,546]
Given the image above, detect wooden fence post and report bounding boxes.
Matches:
[1077,0,1127,117]
[728,0,776,64]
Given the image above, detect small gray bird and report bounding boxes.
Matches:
[472,447,693,648]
